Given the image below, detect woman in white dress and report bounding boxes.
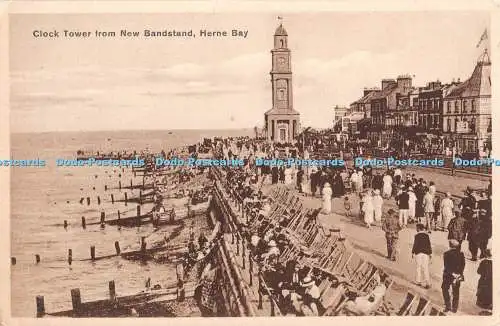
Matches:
[322,183,333,214]
[382,173,393,199]
[362,191,375,228]
[408,186,417,223]
[372,189,383,222]
[440,192,455,230]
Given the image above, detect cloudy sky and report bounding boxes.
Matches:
[10,12,490,132]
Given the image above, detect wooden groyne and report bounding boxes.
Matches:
[36,280,196,317]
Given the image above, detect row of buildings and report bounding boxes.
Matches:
[335,51,491,156]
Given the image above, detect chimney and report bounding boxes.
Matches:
[397,74,412,92]
[381,79,396,90]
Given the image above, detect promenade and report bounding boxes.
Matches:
[264,167,490,315]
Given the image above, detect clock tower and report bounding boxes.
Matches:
[265,22,300,143]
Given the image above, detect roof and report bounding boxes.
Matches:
[343,112,365,122]
[265,108,300,116]
[445,61,491,98]
[351,90,380,106]
[370,83,398,100]
[275,24,288,36]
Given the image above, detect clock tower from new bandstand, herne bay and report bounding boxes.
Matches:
[265,23,301,143]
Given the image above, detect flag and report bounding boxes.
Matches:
[476,29,488,48]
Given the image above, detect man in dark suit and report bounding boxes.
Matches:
[441,239,466,313]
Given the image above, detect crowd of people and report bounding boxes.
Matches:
[193,136,492,314]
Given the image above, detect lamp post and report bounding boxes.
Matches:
[452,140,456,176]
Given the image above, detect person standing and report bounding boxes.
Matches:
[271,165,279,184]
[440,193,455,231]
[372,189,383,223]
[478,214,491,259]
[447,212,468,250]
[467,215,482,261]
[408,187,417,224]
[476,249,492,310]
[279,166,285,184]
[382,172,393,199]
[310,168,318,197]
[423,189,435,233]
[296,167,304,193]
[382,209,402,261]
[322,183,332,214]
[362,191,375,228]
[441,239,465,313]
[412,224,432,289]
[396,188,410,228]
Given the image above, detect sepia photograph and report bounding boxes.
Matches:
[8,10,493,318]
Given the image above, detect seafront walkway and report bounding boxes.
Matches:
[261,168,489,315]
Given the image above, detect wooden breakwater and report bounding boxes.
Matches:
[36,280,197,317]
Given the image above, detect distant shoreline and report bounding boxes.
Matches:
[11,128,255,135]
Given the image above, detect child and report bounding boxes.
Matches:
[344,196,352,217]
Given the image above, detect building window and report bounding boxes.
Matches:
[488,118,492,132]
[435,99,440,110]
[471,99,476,112]
[447,102,451,113]
[463,100,467,113]
[455,100,459,113]
[447,118,451,132]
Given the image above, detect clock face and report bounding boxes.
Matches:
[277,57,286,68]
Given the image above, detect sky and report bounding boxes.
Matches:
[10,12,490,132]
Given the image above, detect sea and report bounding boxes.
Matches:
[10,129,253,317]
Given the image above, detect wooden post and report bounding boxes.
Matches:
[258,268,263,309]
[140,237,147,253]
[117,210,121,220]
[105,185,108,191]
[114,241,121,255]
[100,212,105,225]
[36,295,45,317]
[130,179,133,188]
[242,238,246,270]
[124,192,128,205]
[97,196,101,205]
[64,220,68,229]
[270,296,275,316]
[71,288,82,313]
[86,197,90,206]
[137,205,141,217]
[249,254,253,286]
[81,217,86,229]
[142,178,145,188]
[119,180,122,190]
[176,264,185,301]
[111,194,114,204]
[68,249,72,265]
[90,246,96,261]
[11,257,16,265]
[109,280,116,301]
[139,191,142,205]
[35,254,40,264]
